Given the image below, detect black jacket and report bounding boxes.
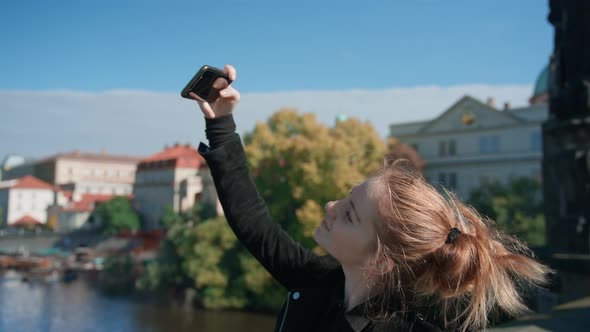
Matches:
[198,128,446,332]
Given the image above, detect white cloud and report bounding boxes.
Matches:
[0,84,533,159]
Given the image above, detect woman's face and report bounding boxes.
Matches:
[314,179,381,267]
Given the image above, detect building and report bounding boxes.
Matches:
[47,193,131,233]
[0,175,67,227]
[1,150,141,231]
[133,143,221,229]
[1,154,34,181]
[389,67,548,199]
[529,65,549,105]
[2,151,142,199]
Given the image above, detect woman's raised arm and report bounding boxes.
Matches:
[190,65,339,289]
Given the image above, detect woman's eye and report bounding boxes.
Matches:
[345,210,353,222]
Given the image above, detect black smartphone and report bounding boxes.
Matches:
[181,65,232,102]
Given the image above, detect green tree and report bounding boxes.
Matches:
[467,177,546,246]
[139,203,284,311]
[137,206,194,291]
[244,108,387,248]
[95,197,140,235]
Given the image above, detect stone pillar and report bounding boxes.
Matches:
[543,0,590,253]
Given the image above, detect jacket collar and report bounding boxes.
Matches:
[327,280,372,332]
[326,266,439,332]
[345,306,372,332]
[327,267,393,332]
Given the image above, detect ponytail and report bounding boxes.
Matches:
[371,166,552,332]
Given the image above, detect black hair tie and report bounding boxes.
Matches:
[445,227,462,244]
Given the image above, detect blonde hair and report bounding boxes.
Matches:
[366,159,552,331]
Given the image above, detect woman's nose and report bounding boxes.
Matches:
[325,201,336,217]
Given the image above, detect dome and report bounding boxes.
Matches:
[335,114,348,123]
[533,64,549,97]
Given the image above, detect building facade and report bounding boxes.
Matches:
[0,175,67,226]
[133,143,221,229]
[389,69,548,200]
[47,193,126,233]
[2,151,141,198]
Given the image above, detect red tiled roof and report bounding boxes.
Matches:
[12,215,43,226]
[139,143,206,170]
[11,175,55,190]
[61,194,113,212]
[60,194,131,212]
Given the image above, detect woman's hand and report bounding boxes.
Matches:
[189,64,240,119]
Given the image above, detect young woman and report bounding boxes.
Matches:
[189,65,551,332]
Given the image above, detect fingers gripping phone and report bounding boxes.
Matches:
[181,65,233,103]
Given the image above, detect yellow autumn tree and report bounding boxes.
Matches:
[243,108,386,249]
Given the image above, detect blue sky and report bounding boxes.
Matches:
[1,1,552,159]
[1,0,551,93]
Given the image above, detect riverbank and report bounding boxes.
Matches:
[0,270,276,332]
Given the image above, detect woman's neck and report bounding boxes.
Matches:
[341,264,382,311]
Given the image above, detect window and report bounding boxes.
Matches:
[490,136,500,152]
[438,173,446,185]
[439,140,457,156]
[449,172,457,189]
[479,137,486,153]
[479,136,500,153]
[438,172,458,190]
[438,141,447,156]
[531,131,542,151]
[449,140,457,156]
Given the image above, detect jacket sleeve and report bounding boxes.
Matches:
[198,134,339,290]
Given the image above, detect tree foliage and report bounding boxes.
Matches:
[95,197,140,235]
[467,177,546,246]
[138,204,284,311]
[243,108,387,247]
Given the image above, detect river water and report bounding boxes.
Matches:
[0,271,276,332]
